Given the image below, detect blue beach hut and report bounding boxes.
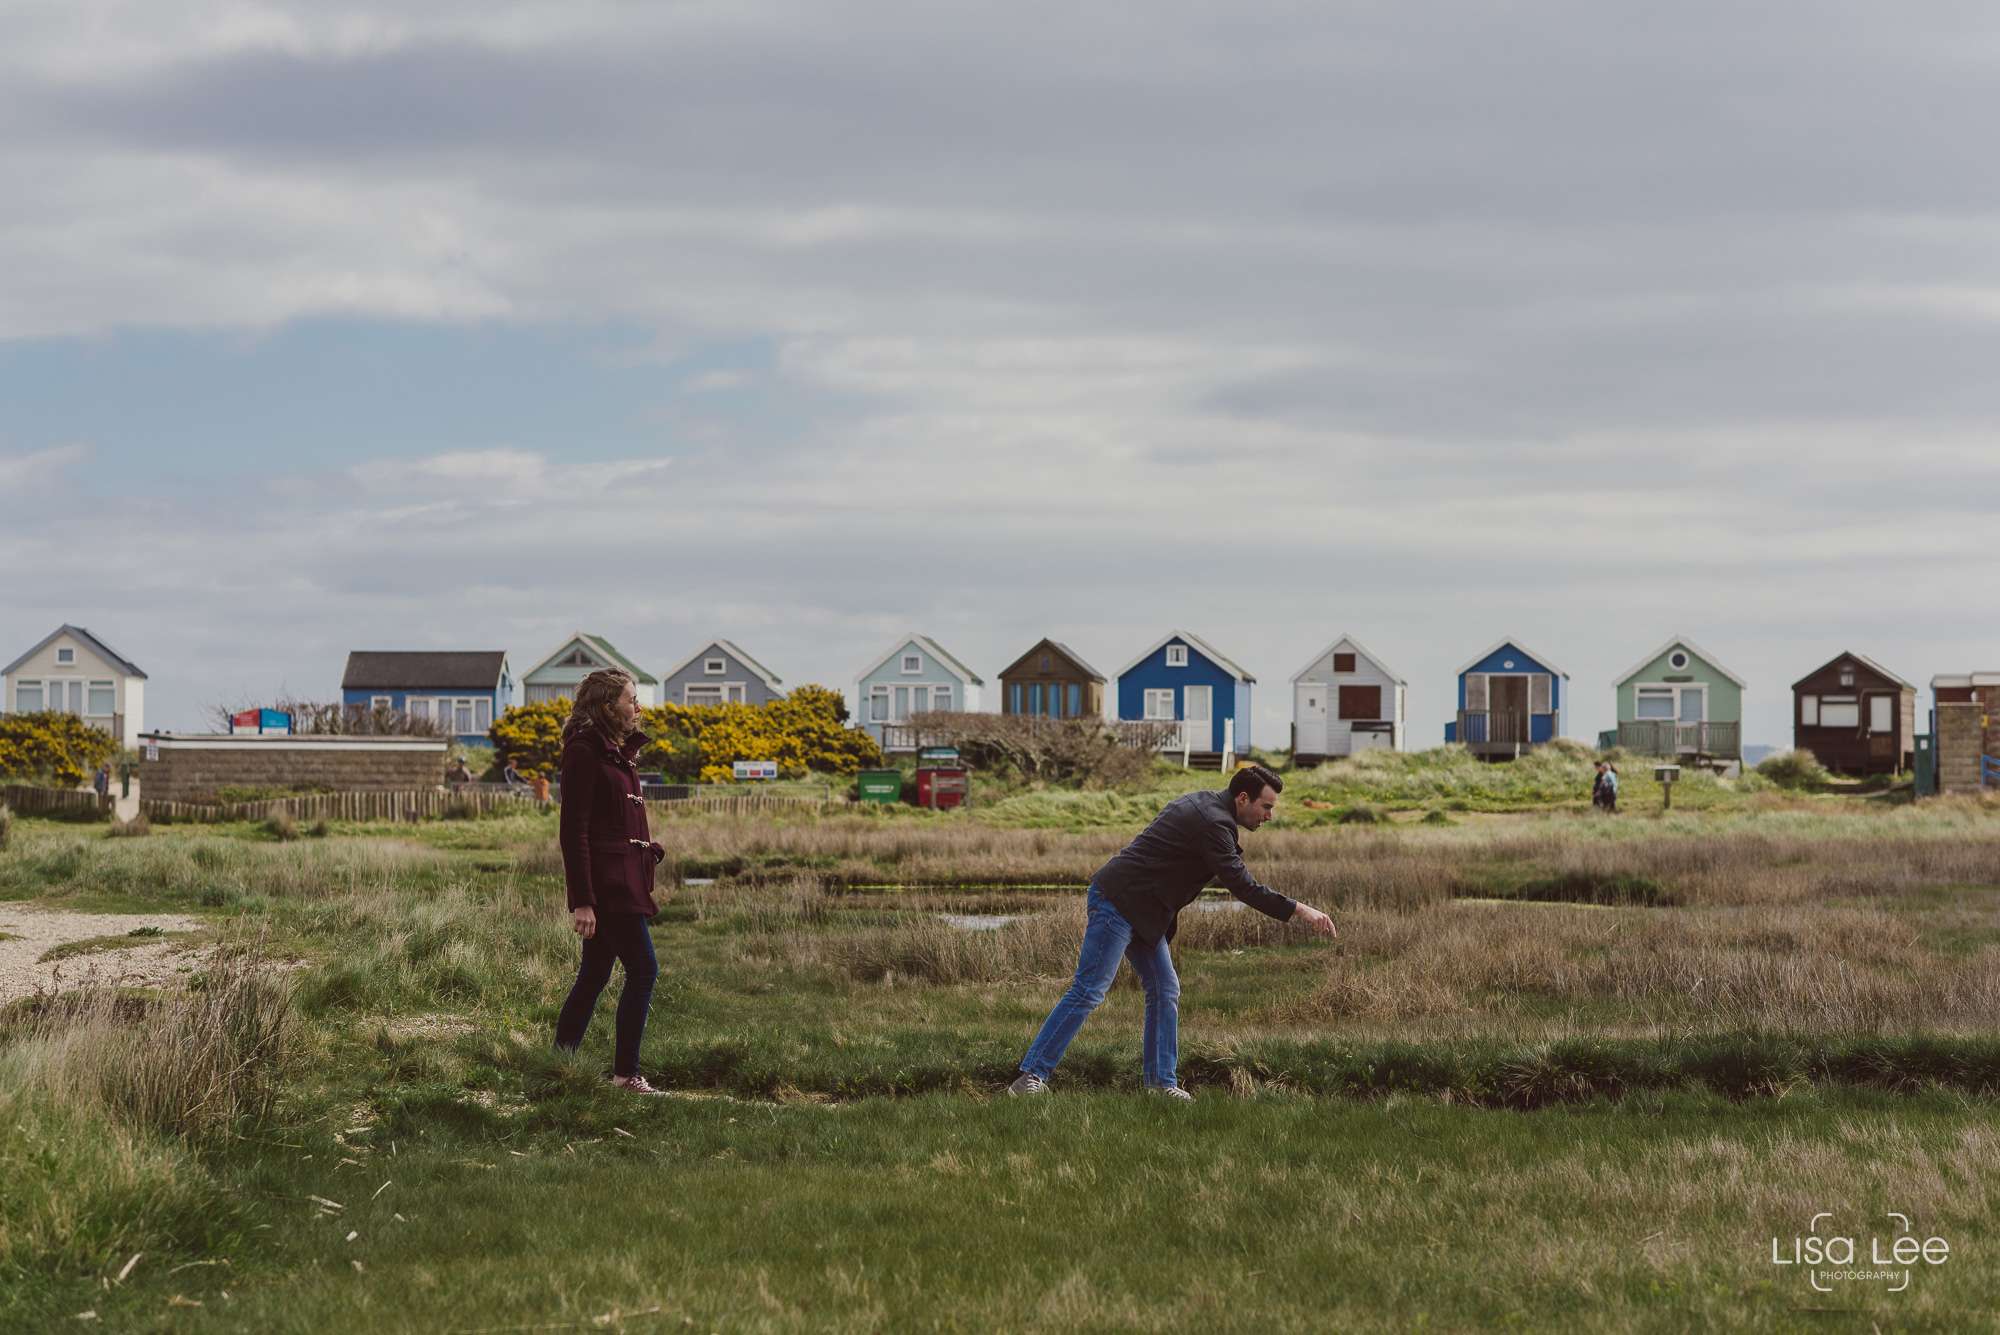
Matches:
[1442,638,1568,758]
[1114,630,1253,769]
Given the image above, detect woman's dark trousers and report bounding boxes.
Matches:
[554,913,657,1078]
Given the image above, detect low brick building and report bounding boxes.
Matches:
[1930,673,2000,796]
[138,732,447,803]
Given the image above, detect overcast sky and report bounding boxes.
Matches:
[4,0,1998,750]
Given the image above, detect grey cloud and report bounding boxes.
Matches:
[6,2,2000,750]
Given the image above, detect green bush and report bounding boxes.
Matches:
[1756,748,1830,790]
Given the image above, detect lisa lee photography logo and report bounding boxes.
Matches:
[1771,1213,1950,1293]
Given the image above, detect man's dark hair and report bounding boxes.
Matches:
[1227,764,1283,803]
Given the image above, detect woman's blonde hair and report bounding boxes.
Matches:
[562,667,638,745]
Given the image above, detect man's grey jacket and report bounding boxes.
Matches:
[1092,789,1297,947]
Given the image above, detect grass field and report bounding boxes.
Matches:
[5,784,2000,1332]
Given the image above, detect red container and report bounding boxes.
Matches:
[914,767,968,810]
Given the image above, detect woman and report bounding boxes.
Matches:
[552,668,668,1093]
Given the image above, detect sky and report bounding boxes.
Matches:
[3,0,1999,750]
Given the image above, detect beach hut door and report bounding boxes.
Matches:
[1297,684,1327,755]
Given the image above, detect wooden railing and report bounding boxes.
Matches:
[1456,710,1532,747]
[1615,720,1740,758]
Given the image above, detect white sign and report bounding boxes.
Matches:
[145,742,159,761]
[733,760,779,781]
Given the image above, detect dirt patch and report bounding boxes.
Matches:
[0,908,209,1004]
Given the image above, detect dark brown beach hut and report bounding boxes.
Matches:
[1790,652,1916,776]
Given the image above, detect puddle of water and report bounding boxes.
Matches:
[936,913,1033,932]
[1454,897,1616,911]
[683,878,717,886]
[1192,901,1248,912]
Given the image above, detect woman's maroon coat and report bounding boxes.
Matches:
[558,725,662,916]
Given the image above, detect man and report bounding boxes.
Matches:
[1009,763,1336,1100]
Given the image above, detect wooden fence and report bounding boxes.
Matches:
[142,789,553,824]
[0,784,112,818]
[135,788,836,824]
[648,795,835,817]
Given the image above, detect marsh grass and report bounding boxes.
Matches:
[8,809,2000,1327]
[106,812,150,838]
[7,942,298,1145]
[1280,902,2000,1033]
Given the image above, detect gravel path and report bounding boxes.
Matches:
[0,907,209,1004]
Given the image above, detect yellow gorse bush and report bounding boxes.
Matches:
[485,699,573,777]
[490,684,882,783]
[0,711,120,786]
[643,684,882,782]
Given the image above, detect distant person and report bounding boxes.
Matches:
[1593,761,1619,814]
[553,668,668,1095]
[1009,764,1337,1100]
[93,761,112,797]
[502,758,528,787]
[445,757,473,786]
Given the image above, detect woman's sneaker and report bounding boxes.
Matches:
[1007,1072,1049,1096]
[610,1074,667,1095]
[1149,1085,1194,1101]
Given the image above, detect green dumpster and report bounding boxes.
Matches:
[857,769,904,805]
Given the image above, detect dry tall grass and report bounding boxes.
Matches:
[1280,902,2000,1034]
[637,812,2000,910]
[9,943,297,1144]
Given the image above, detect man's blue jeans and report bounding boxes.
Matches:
[1021,885,1181,1088]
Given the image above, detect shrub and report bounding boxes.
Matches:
[1756,748,1831,791]
[0,712,119,787]
[641,684,884,783]
[107,814,150,839]
[488,699,573,777]
[215,696,452,739]
[308,819,330,838]
[0,803,11,852]
[1340,801,1388,825]
[897,712,1172,787]
[265,814,300,842]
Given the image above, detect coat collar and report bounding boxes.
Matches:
[576,723,643,764]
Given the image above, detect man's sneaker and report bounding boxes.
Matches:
[610,1074,667,1095]
[1007,1072,1049,1096]
[1149,1085,1195,1102]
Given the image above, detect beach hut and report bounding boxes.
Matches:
[1290,634,1405,765]
[1442,638,1567,759]
[340,651,512,745]
[1608,635,1744,769]
[1792,652,1915,776]
[998,638,1106,720]
[660,638,784,708]
[521,633,659,706]
[853,634,983,751]
[1114,630,1253,769]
